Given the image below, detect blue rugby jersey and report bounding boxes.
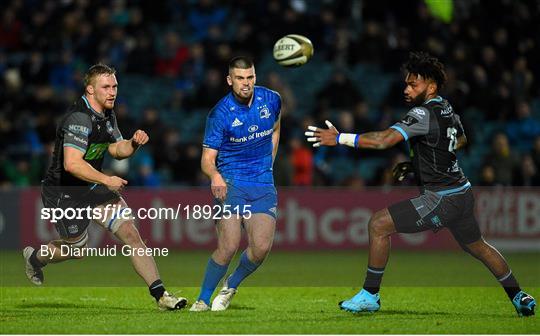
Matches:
[202,86,281,184]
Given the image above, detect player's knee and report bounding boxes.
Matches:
[458,242,475,256]
[62,234,88,259]
[217,243,239,261]
[463,237,490,257]
[69,246,87,259]
[251,242,272,262]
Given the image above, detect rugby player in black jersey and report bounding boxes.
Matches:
[23,64,187,311]
[305,52,535,317]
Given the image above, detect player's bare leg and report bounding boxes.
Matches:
[464,238,511,277]
[243,213,276,263]
[366,209,396,270]
[340,208,396,313]
[114,221,160,285]
[191,216,242,311]
[23,233,88,285]
[95,198,187,310]
[211,214,276,311]
[212,216,242,265]
[463,238,536,316]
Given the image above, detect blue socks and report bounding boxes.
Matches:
[197,252,261,304]
[228,251,261,289]
[197,258,229,305]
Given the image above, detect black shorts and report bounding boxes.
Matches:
[41,184,120,239]
[388,185,481,245]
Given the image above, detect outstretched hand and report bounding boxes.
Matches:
[305,120,339,147]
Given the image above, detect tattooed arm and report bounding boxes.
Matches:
[305,120,405,150]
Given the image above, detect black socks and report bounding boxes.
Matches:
[149,279,166,301]
[363,266,385,294]
[30,249,46,268]
[498,271,521,300]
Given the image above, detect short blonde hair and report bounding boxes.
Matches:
[84,63,116,87]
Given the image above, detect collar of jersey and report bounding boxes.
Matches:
[228,88,259,110]
[81,95,109,119]
[424,95,443,104]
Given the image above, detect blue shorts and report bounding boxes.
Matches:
[219,180,278,219]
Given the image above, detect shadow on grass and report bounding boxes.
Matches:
[15,302,138,311]
[224,305,255,311]
[342,309,504,319]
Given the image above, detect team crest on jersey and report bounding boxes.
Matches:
[260,107,271,119]
[232,118,243,127]
[248,125,259,132]
[68,225,79,234]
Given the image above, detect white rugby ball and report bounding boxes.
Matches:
[273,34,314,67]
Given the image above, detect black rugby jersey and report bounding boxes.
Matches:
[43,96,123,191]
[391,96,469,191]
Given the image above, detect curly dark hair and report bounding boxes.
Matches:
[402,52,447,89]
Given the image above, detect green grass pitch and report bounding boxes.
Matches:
[1,250,539,334]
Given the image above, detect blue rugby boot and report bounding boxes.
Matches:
[512,291,536,317]
[339,289,380,313]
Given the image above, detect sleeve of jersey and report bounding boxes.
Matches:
[111,115,124,142]
[455,114,465,137]
[62,112,92,153]
[202,109,225,150]
[273,92,282,120]
[390,107,430,141]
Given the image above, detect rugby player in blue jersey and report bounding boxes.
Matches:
[190,57,281,312]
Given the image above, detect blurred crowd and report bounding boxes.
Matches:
[1,0,539,188]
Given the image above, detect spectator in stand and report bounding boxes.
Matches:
[316,71,361,109]
[155,31,190,77]
[138,107,165,156]
[290,137,313,186]
[132,152,161,187]
[179,143,203,186]
[352,101,376,134]
[114,101,138,140]
[264,72,297,147]
[513,155,540,186]
[478,164,496,187]
[506,101,540,152]
[187,0,227,41]
[483,133,519,186]
[126,32,156,76]
[188,67,227,109]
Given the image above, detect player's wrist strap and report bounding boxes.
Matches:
[336,133,359,148]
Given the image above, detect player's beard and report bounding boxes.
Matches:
[407,88,428,106]
[233,87,252,104]
[99,97,115,110]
